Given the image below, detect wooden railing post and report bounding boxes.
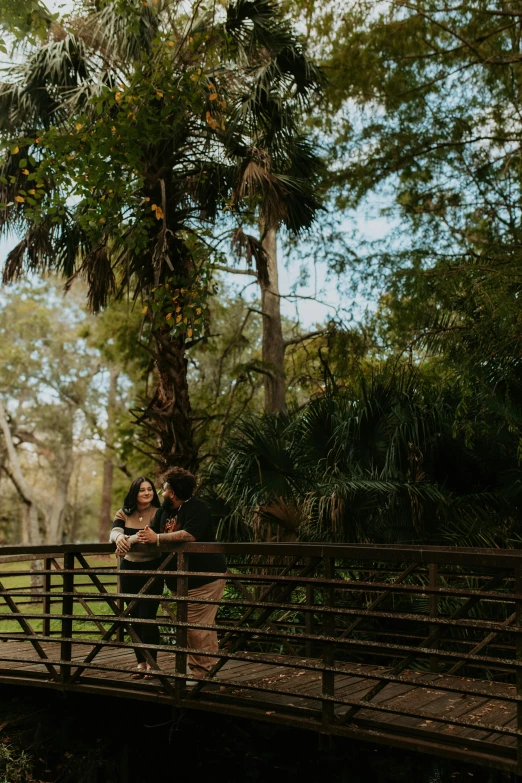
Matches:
[116,564,124,644]
[60,552,74,684]
[429,563,439,673]
[175,549,188,702]
[515,565,522,776]
[42,557,51,638]
[305,558,315,658]
[321,556,335,729]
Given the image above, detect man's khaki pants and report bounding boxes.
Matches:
[187,578,226,676]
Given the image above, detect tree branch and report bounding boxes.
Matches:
[0,400,36,506]
[284,330,328,348]
[11,428,55,461]
[243,362,275,379]
[1,464,29,506]
[213,264,258,277]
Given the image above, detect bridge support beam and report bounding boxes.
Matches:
[429,563,439,673]
[60,552,74,685]
[516,566,522,777]
[321,556,335,729]
[175,550,188,703]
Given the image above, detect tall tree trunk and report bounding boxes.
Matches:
[98,367,119,542]
[145,328,198,472]
[260,226,287,414]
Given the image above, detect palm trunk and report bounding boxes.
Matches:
[98,367,119,542]
[260,226,287,414]
[139,168,198,471]
[146,328,198,471]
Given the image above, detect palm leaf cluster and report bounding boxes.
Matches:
[203,361,521,546]
[0,0,324,305]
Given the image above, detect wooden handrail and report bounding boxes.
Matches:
[1,541,522,568]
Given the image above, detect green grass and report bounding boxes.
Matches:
[0,555,123,637]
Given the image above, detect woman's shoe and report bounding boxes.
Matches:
[144,665,156,680]
[131,666,146,679]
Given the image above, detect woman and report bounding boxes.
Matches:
[110,476,163,679]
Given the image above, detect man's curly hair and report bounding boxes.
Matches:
[162,467,197,500]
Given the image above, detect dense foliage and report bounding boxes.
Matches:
[304,1,522,443]
[204,359,522,546]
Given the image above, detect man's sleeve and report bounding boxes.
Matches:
[180,502,211,541]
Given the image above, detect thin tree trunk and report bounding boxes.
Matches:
[45,464,72,544]
[98,367,119,542]
[45,409,74,544]
[0,399,43,593]
[260,226,287,414]
[99,455,114,541]
[21,503,29,545]
[0,399,44,543]
[27,504,41,548]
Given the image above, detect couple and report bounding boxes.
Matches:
[110,467,227,681]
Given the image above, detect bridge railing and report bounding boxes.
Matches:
[1,542,522,771]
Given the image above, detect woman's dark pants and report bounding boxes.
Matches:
[119,558,163,664]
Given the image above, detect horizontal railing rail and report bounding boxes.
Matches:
[1,541,522,565]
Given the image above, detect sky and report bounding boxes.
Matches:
[0,209,392,330]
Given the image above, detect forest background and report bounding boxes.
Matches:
[0,0,520,551]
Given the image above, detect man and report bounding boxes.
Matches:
[137,467,227,680]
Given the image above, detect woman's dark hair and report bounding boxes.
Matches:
[163,467,197,500]
[122,476,161,515]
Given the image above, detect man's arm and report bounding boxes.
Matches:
[136,526,195,544]
[159,529,195,543]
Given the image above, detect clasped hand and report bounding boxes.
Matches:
[115,525,157,557]
[115,535,130,557]
[136,525,157,544]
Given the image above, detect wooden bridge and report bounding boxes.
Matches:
[1,542,522,776]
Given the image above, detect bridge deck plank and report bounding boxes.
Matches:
[0,638,518,768]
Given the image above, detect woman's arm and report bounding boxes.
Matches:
[110,527,131,556]
[110,511,131,555]
[109,525,125,544]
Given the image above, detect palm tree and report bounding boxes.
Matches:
[204,359,519,545]
[0,0,323,468]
